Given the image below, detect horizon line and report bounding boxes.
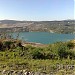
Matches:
[0,19,75,21]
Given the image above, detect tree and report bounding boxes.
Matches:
[0,41,3,50]
[58,44,68,59]
[31,48,44,59]
[67,42,75,49]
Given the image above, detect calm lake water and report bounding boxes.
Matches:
[10,32,75,44]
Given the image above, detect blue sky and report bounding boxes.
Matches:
[0,0,74,21]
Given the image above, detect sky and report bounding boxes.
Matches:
[0,0,74,21]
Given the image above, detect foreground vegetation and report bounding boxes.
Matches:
[0,38,75,74]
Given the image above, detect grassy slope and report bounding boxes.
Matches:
[0,39,75,74]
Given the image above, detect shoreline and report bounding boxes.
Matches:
[22,41,48,47]
[0,38,75,47]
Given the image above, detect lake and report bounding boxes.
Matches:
[10,32,75,44]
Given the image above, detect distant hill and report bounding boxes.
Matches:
[0,20,75,34]
[0,20,34,24]
[0,19,74,24]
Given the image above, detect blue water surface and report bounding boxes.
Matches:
[10,32,75,44]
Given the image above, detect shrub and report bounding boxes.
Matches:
[31,48,44,59]
[0,41,3,50]
[58,44,68,59]
[67,42,75,49]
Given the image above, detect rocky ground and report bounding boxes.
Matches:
[0,70,50,75]
[0,69,75,75]
[0,64,75,75]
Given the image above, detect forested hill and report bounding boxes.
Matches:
[0,20,75,33]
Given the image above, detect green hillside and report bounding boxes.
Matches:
[0,38,75,74]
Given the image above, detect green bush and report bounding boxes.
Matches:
[31,48,44,59]
[67,42,75,49]
[58,44,68,59]
[0,41,3,50]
